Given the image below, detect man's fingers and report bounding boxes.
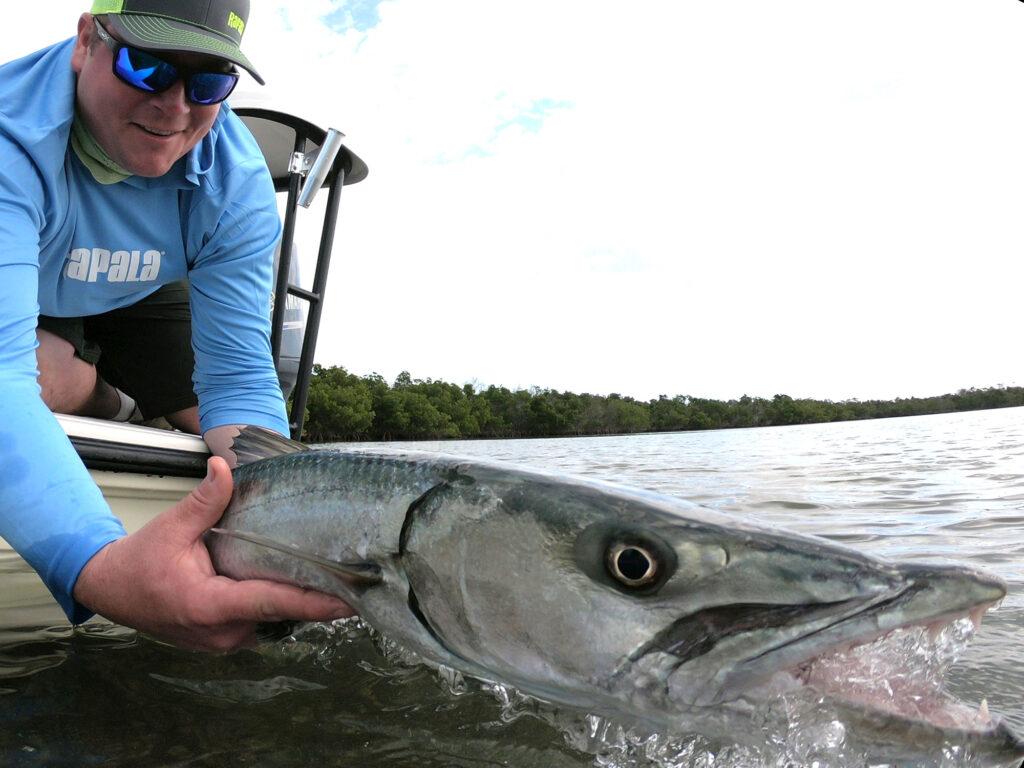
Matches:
[181,583,354,652]
[214,578,354,624]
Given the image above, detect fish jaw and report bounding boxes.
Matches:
[705,562,1006,706]
[609,561,1023,760]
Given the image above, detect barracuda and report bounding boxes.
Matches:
[206,431,1024,765]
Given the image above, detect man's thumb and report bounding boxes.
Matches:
[177,456,234,530]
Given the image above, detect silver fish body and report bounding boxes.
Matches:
[207,446,1024,765]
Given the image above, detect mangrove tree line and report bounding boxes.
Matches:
[298,365,1024,442]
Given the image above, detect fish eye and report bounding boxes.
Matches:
[606,541,661,588]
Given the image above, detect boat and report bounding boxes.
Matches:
[0,89,368,614]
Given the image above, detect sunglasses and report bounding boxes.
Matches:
[93,19,239,105]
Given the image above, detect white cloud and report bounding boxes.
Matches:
[7,0,1024,401]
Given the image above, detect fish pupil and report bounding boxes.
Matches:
[617,547,653,582]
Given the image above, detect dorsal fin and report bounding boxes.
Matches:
[231,425,311,465]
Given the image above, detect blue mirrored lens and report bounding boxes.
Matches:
[188,72,239,105]
[115,47,178,92]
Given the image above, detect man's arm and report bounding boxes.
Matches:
[187,109,290,442]
[0,136,127,621]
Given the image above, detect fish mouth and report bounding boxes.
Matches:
[760,606,1000,729]
[630,564,1023,752]
[752,605,1024,761]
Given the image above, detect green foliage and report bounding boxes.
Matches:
[303,364,374,442]
[299,368,1024,443]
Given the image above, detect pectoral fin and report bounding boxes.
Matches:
[207,527,382,585]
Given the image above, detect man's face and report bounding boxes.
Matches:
[70,14,223,178]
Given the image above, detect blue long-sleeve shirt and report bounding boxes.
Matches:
[0,39,288,621]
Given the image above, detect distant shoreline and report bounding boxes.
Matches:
[299,366,1024,443]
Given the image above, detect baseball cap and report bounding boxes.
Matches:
[89,0,263,84]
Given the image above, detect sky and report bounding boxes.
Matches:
[6,1,1024,403]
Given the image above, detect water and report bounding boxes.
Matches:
[2,408,1023,767]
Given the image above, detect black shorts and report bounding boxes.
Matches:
[37,281,197,419]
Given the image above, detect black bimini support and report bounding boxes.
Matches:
[233,107,368,440]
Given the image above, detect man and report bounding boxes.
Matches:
[0,0,351,650]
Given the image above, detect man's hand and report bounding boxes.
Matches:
[73,456,354,651]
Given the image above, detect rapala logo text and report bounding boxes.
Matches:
[227,11,245,36]
[64,248,162,283]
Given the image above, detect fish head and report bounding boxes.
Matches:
[401,464,1023,761]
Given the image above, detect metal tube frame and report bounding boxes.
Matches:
[237,108,354,440]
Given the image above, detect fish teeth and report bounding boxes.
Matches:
[925,621,944,642]
[969,606,986,631]
[969,698,994,728]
